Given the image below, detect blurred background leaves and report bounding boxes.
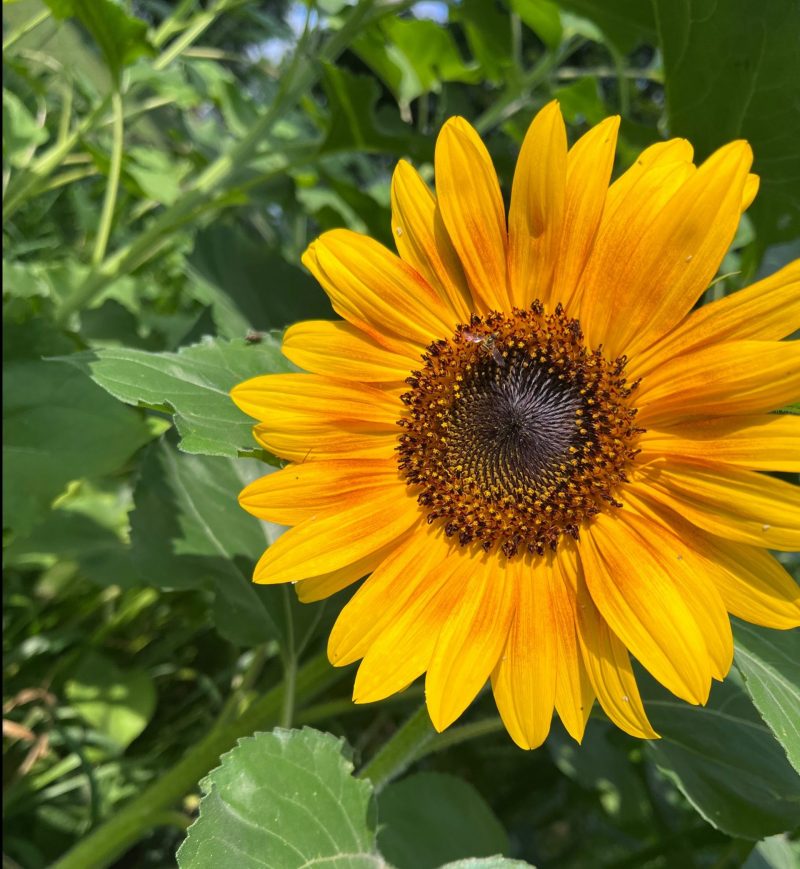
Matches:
[3,1,799,867]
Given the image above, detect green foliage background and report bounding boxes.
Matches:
[3,1,799,867]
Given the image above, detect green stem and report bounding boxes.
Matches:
[92,90,124,266]
[2,7,51,52]
[152,1,226,71]
[279,588,297,728]
[412,717,505,762]
[356,704,434,794]
[51,652,345,869]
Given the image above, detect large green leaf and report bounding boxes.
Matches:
[3,359,155,534]
[377,772,508,869]
[643,677,800,839]
[43,0,153,83]
[62,336,293,459]
[177,729,382,869]
[559,0,656,51]
[744,835,800,869]
[130,438,284,647]
[733,620,800,775]
[655,0,800,246]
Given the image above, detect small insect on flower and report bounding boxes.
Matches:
[245,330,264,344]
[463,330,506,367]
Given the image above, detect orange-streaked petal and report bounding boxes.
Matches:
[581,512,712,704]
[507,100,567,309]
[639,414,800,472]
[303,229,454,350]
[254,425,396,463]
[582,141,752,357]
[632,258,800,377]
[238,458,400,525]
[427,553,517,731]
[391,159,472,320]
[232,373,400,428]
[491,556,558,750]
[623,487,800,630]
[630,463,800,551]
[551,545,595,742]
[435,117,509,311]
[252,483,420,584]
[552,115,620,310]
[574,566,659,739]
[296,536,407,603]
[328,521,455,666]
[636,340,800,426]
[282,320,415,382]
[352,552,469,703]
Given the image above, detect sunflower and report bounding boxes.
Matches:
[231,101,800,748]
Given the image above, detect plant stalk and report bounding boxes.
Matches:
[91,90,124,266]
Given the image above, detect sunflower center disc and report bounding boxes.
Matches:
[397,303,643,558]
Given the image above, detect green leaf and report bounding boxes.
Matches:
[510,0,563,50]
[643,677,800,839]
[65,650,156,751]
[187,225,333,339]
[177,728,382,869]
[559,0,656,52]
[552,77,607,126]
[61,336,294,459]
[733,619,800,775]
[744,835,800,869]
[43,0,153,83]
[2,89,48,168]
[655,0,800,246]
[439,861,531,869]
[130,438,283,647]
[377,772,508,869]
[3,359,155,534]
[455,0,514,83]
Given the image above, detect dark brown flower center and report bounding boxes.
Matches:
[396,302,643,558]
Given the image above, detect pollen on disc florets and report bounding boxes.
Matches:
[396,302,643,558]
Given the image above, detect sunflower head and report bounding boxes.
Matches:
[232,101,800,749]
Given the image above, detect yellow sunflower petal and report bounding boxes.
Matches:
[282,320,415,383]
[631,463,800,551]
[551,545,595,742]
[296,537,407,603]
[252,483,420,584]
[391,159,472,320]
[742,173,760,209]
[427,554,517,731]
[328,522,454,666]
[581,512,713,704]
[582,141,752,358]
[507,100,567,309]
[551,115,620,310]
[254,425,395,463]
[623,488,800,630]
[232,373,400,430]
[491,556,558,750]
[435,117,509,311]
[303,229,454,349]
[238,458,400,525]
[352,552,468,704]
[632,258,800,377]
[639,414,800,472]
[636,340,800,426]
[574,569,658,739]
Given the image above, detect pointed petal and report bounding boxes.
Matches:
[254,425,396,463]
[632,258,800,378]
[232,373,400,428]
[391,159,473,320]
[238,458,400,525]
[632,462,800,551]
[427,554,517,731]
[282,320,415,382]
[574,565,658,739]
[435,117,509,311]
[302,229,454,350]
[636,340,800,426]
[507,100,567,309]
[253,483,420,584]
[582,141,752,357]
[581,512,713,704]
[639,414,800,473]
[491,556,558,750]
[328,522,455,666]
[552,115,620,310]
